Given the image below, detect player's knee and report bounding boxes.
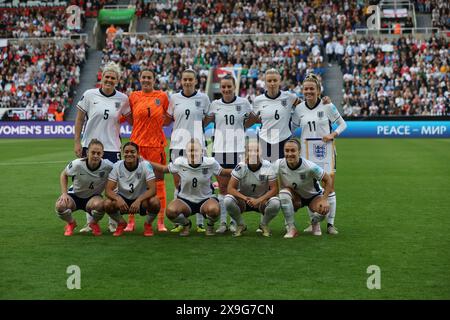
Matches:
[55,203,66,213]
[147,196,161,214]
[104,199,114,213]
[279,189,293,206]
[224,195,237,210]
[203,205,219,217]
[165,205,179,220]
[89,200,104,213]
[265,197,281,213]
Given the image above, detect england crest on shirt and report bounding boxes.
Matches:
[300,173,306,180]
[236,105,241,112]
[317,111,324,118]
[313,143,327,160]
[281,99,287,107]
[99,172,105,178]
[115,102,121,110]
[202,168,208,175]
[137,173,142,179]
[196,101,201,108]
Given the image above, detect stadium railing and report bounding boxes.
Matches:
[4,33,89,44]
[119,32,318,43]
[0,0,67,8]
[354,27,442,38]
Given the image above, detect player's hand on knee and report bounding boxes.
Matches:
[58,194,70,207]
[117,198,128,213]
[317,199,330,215]
[129,200,141,214]
[247,198,260,208]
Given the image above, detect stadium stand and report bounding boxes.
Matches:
[137,0,367,36]
[0,0,448,119]
[0,40,88,120]
[97,33,324,102]
[339,35,449,116]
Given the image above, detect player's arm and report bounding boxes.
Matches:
[321,96,331,104]
[217,168,232,177]
[58,170,72,206]
[130,179,156,213]
[105,179,128,212]
[315,172,332,215]
[148,161,170,174]
[125,113,133,126]
[292,97,302,108]
[244,112,260,128]
[323,116,347,142]
[203,114,214,127]
[290,110,301,134]
[227,177,250,202]
[320,172,333,199]
[163,113,173,126]
[74,109,86,157]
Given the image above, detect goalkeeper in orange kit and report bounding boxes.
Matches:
[126,68,170,232]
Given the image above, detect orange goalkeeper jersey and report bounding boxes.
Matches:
[129,90,169,148]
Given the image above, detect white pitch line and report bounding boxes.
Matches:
[0,160,68,166]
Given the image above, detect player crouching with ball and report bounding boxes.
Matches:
[273,139,333,238]
[55,139,114,236]
[104,142,161,237]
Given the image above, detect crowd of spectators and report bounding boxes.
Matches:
[137,0,367,37]
[98,32,324,103]
[1,0,448,119]
[69,0,118,17]
[0,41,87,120]
[336,35,449,116]
[0,7,76,38]
[413,1,449,29]
[0,0,121,38]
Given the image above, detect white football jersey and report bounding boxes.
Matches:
[273,158,324,199]
[168,91,210,150]
[208,96,253,153]
[65,158,114,198]
[253,91,298,144]
[231,159,277,198]
[108,160,156,200]
[168,156,222,203]
[77,88,131,152]
[292,101,342,159]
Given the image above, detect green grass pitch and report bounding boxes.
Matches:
[0,138,449,299]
